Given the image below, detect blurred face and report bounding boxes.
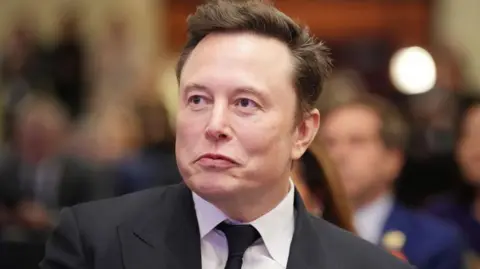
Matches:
[457,106,480,186]
[17,111,66,162]
[176,32,319,204]
[319,106,400,205]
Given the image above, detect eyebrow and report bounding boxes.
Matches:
[182,83,208,93]
[182,83,268,103]
[181,83,209,100]
[235,87,268,103]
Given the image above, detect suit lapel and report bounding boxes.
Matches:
[380,203,410,251]
[118,184,202,269]
[286,190,328,269]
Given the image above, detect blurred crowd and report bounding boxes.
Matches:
[0,6,480,269]
[0,14,181,265]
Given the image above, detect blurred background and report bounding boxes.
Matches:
[0,0,479,268]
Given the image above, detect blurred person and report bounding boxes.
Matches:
[292,137,356,232]
[318,93,466,269]
[293,138,410,263]
[426,95,480,268]
[115,100,181,195]
[0,94,97,242]
[71,101,142,163]
[49,12,87,121]
[316,68,367,112]
[40,1,412,269]
[66,102,143,199]
[398,45,470,208]
[90,15,145,108]
[0,20,50,143]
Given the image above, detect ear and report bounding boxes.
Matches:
[291,108,320,160]
[383,148,404,182]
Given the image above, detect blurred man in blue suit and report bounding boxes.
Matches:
[319,93,466,269]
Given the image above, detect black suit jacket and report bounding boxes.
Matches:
[40,183,413,269]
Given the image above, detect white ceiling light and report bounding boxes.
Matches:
[389,46,437,95]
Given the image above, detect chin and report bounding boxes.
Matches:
[185,173,241,201]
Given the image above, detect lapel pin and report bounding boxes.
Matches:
[382,230,406,251]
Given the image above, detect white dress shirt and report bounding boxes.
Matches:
[192,181,295,269]
[354,194,394,244]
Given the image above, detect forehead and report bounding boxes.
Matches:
[180,32,295,93]
[322,105,381,136]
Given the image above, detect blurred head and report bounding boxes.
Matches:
[319,94,408,207]
[136,101,174,146]
[456,101,480,187]
[59,12,80,40]
[175,0,331,218]
[84,104,142,162]
[14,95,70,163]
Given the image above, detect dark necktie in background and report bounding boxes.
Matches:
[217,222,260,269]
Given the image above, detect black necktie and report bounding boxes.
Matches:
[216,222,260,269]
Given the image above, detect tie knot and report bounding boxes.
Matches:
[216,222,260,258]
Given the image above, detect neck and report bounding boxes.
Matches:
[215,179,291,223]
[354,188,392,211]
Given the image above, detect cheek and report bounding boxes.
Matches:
[234,117,291,158]
[176,112,204,140]
[176,114,204,157]
[342,151,380,180]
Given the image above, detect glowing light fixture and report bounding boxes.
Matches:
[389,46,436,95]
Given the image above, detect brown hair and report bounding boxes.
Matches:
[293,138,356,232]
[322,93,409,151]
[176,0,332,117]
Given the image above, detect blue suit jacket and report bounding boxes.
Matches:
[381,204,466,269]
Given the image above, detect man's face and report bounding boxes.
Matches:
[319,106,400,204]
[176,32,319,203]
[17,110,66,162]
[457,106,480,186]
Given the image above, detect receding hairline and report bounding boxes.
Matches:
[179,30,297,81]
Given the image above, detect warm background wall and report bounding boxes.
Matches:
[0,0,159,54]
[434,0,480,90]
[1,0,479,117]
[0,0,178,121]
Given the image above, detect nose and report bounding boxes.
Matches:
[205,103,232,142]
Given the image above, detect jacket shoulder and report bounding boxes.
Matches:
[406,209,465,255]
[69,184,182,235]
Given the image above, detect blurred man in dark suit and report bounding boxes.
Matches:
[0,94,97,242]
[40,1,412,269]
[115,102,181,195]
[319,93,466,269]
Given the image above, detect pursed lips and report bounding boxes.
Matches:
[197,153,237,163]
[195,153,239,168]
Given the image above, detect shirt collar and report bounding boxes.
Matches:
[354,193,394,244]
[192,180,295,268]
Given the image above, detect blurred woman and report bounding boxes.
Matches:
[426,96,480,267]
[292,137,356,232]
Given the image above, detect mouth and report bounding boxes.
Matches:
[197,153,237,163]
[196,153,239,168]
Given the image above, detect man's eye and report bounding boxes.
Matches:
[188,95,205,105]
[235,98,258,108]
